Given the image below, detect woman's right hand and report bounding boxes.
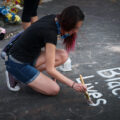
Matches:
[72,82,87,93]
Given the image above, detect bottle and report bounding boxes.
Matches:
[58,57,72,72]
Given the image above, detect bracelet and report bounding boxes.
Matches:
[72,81,76,88]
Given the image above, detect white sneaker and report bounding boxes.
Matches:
[5,70,20,92]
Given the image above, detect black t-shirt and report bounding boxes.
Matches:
[9,14,58,64]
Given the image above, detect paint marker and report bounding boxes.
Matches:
[80,75,94,106]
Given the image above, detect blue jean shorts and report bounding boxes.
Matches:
[5,55,40,84]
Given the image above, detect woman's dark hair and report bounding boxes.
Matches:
[57,6,85,52]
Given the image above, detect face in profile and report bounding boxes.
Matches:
[68,21,83,35]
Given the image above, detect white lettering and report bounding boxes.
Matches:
[76,78,107,106]
[105,77,120,82]
[97,67,120,78]
[112,88,120,96]
[89,92,103,99]
[91,99,107,106]
[107,82,120,89]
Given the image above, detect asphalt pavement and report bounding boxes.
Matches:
[0,0,120,120]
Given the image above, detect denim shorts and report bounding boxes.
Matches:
[5,55,40,84]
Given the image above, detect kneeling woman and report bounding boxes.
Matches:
[5,6,87,95]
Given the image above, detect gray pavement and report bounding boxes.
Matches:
[0,0,120,120]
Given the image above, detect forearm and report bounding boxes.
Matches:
[47,68,74,87]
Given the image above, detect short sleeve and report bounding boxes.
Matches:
[44,31,57,46]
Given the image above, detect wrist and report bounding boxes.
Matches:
[71,81,76,88]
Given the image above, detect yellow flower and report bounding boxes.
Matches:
[6,13,12,20]
[16,0,21,4]
[14,15,21,22]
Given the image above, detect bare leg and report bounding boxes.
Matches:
[22,16,38,30]
[27,49,68,95]
[31,16,38,24]
[28,72,60,96]
[35,49,68,71]
[22,22,31,30]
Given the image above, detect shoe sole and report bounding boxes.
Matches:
[5,70,20,92]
